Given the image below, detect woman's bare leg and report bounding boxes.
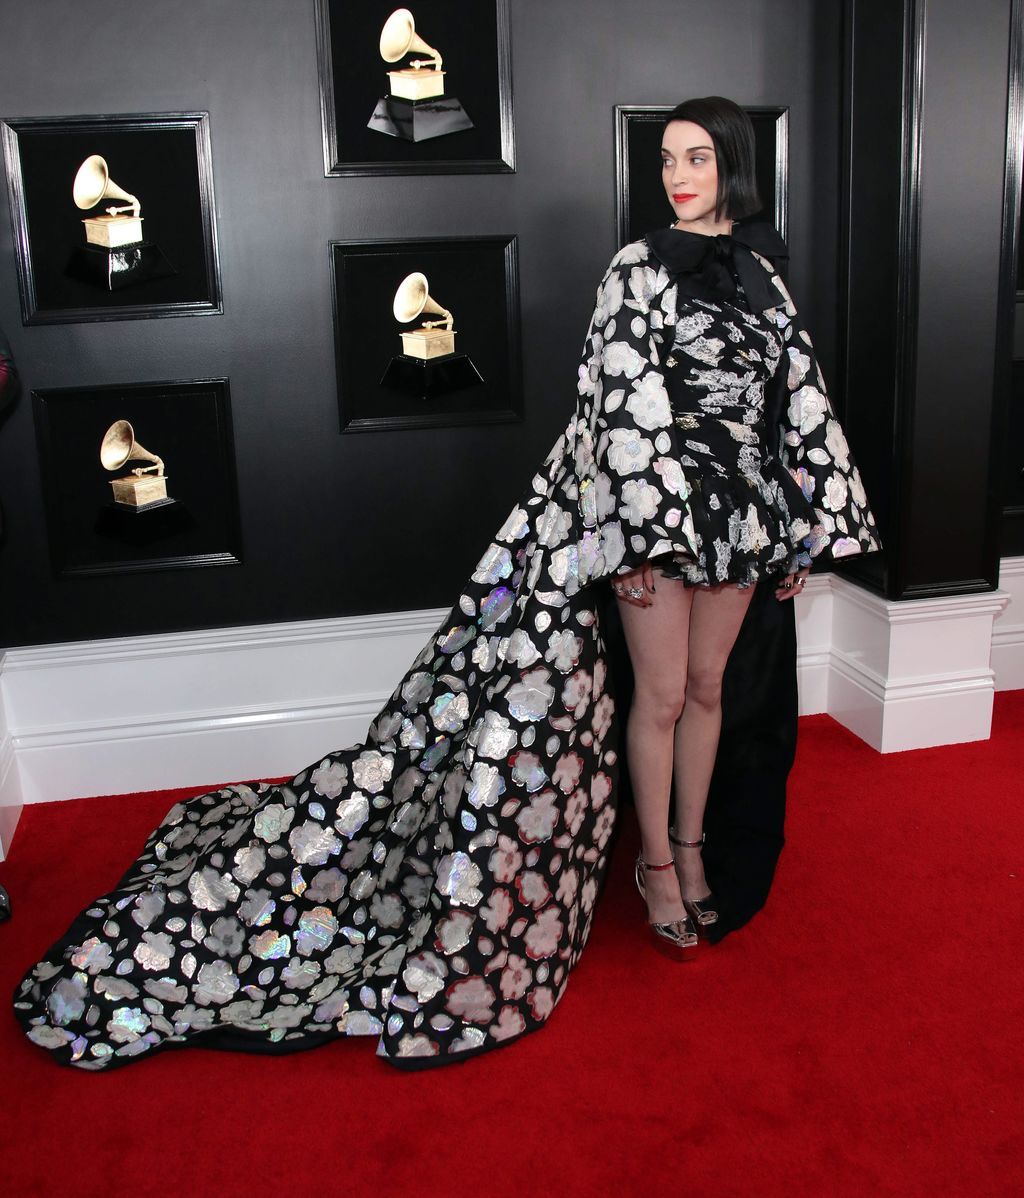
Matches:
[615,578,694,924]
[671,581,755,899]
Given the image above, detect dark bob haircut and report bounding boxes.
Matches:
[664,96,762,221]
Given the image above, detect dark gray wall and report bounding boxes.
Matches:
[0,0,839,647]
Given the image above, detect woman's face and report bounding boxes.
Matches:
[661,120,721,230]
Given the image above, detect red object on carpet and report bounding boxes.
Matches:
[1,697,1022,1198]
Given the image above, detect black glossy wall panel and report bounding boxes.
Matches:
[1,0,839,647]
[907,0,1010,594]
[838,0,1014,599]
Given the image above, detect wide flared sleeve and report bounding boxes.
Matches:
[556,241,705,588]
[767,272,882,564]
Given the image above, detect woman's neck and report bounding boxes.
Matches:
[671,217,735,238]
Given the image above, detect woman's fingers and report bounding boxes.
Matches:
[775,566,810,601]
[612,564,656,607]
[642,562,655,605]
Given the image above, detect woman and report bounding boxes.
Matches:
[608,96,880,954]
[14,97,879,1070]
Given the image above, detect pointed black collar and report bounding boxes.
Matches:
[644,219,789,312]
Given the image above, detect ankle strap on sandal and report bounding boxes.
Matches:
[669,830,705,849]
[637,855,675,871]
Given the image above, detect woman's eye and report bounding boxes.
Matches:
[690,156,705,165]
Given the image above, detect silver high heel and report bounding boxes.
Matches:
[634,854,698,957]
[669,830,719,931]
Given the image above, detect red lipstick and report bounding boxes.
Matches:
[673,193,697,202]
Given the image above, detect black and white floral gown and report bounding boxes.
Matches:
[14,221,881,1070]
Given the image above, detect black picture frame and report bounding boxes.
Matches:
[316,0,515,176]
[1,112,223,325]
[330,234,522,433]
[614,106,790,249]
[32,378,242,578]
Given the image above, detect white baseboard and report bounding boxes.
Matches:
[0,608,448,860]
[794,574,833,715]
[994,556,1024,690]
[0,559,1019,859]
[0,724,21,860]
[827,577,1008,753]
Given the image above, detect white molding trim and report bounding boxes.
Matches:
[0,608,449,861]
[0,559,1020,858]
[0,717,20,861]
[827,576,1009,753]
[793,573,833,716]
[993,556,1024,691]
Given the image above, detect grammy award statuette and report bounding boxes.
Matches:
[66,155,175,291]
[367,8,475,143]
[380,272,484,399]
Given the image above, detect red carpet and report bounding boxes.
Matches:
[1,696,1022,1198]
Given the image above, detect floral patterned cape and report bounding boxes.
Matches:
[15,226,880,1071]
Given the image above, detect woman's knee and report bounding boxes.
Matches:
[631,679,687,727]
[685,663,724,710]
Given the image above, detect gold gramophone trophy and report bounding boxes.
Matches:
[380,272,483,399]
[100,420,172,508]
[65,155,174,290]
[367,8,474,142]
[94,419,191,544]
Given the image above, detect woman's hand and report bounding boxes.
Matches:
[775,565,811,601]
[611,562,656,607]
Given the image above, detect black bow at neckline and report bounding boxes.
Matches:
[644,219,790,312]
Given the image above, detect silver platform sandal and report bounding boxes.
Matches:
[669,830,719,933]
[634,854,699,957]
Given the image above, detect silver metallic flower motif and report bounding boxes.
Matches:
[47,976,87,1025]
[402,952,447,1002]
[134,931,175,971]
[474,711,518,760]
[311,761,349,798]
[467,761,504,809]
[281,959,321,990]
[333,795,370,838]
[430,691,470,733]
[188,867,241,912]
[296,906,339,956]
[70,938,114,975]
[253,803,295,844]
[445,976,496,1023]
[510,751,548,793]
[288,820,342,866]
[205,916,245,957]
[544,630,582,673]
[472,543,513,583]
[194,961,240,1006]
[505,668,556,722]
[130,892,166,930]
[107,1006,150,1043]
[351,750,393,795]
[435,853,484,907]
[515,792,559,844]
[232,843,266,884]
[305,867,345,903]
